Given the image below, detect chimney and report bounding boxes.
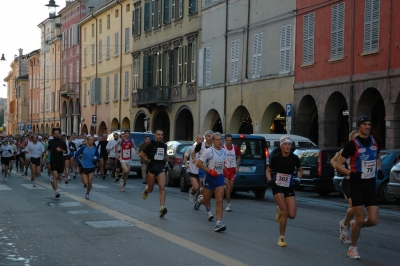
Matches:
[18,48,23,57]
[89,6,94,12]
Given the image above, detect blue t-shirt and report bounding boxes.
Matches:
[74,145,100,168]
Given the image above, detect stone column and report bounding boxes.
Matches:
[73,114,79,134]
[61,114,66,133]
[66,115,71,135]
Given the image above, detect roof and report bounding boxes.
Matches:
[77,0,120,26]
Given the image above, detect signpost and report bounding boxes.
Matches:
[286,103,292,134]
[92,115,97,127]
[20,125,25,135]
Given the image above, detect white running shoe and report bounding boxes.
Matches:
[189,189,195,203]
[347,246,361,260]
[226,204,231,212]
[339,220,348,239]
[207,211,214,221]
[85,193,90,199]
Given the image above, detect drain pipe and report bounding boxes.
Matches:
[91,11,98,134]
[244,0,250,79]
[117,0,123,130]
[223,0,229,132]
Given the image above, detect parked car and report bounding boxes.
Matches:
[107,131,155,176]
[333,149,400,204]
[180,134,268,199]
[293,147,340,195]
[165,141,193,186]
[388,160,400,203]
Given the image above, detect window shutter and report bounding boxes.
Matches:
[107,36,110,58]
[84,83,87,105]
[90,79,94,105]
[91,44,95,64]
[179,0,183,18]
[132,9,136,35]
[94,78,101,103]
[172,0,176,20]
[138,6,141,35]
[124,71,129,99]
[115,32,119,55]
[302,13,314,64]
[151,0,155,28]
[230,39,239,82]
[205,47,211,86]
[76,60,79,82]
[331,3,345,59]
[99,40,103,61]
[125,28,130,52]
[164,0,170,23]
[114,74,118,101]
[184,44,188,83]
[145,2,150,31]
[106,76,110,102]
[280,25,291,73]
[364,0,380,52]
[84,47,87,67]
[178,46,183,84]
[158,0,162,26]
[252,33,259,78]
[191,42,196,82]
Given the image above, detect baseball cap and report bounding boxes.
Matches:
[357,115,371,127]
[87,134,91,137]
[94,134,98,138]
[61,132,66,136]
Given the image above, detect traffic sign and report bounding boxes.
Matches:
[286,104,292,117]
[20,125,25,131]
[92,115,97,126]
[286,103,292,134]
[27,124,32,130]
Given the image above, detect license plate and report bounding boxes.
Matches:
[132,161,141,165]
[303,170,310,175]
[239,166,252,172]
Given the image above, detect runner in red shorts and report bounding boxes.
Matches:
[222,134,241,212]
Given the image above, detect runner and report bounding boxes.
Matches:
[61,132,70,184]
[1,138,15,182]
[266,135,303,247]
[140,130,172,217]
[8,138,17,175]
[334,116,383,260]
[97,134,109,179]
[25,134,44,187]
[194,132,227,232]
[74,136,100,199]
[184,135,204,203]
[115,129,138,192]
[222,134,241,212]
[330,130,359,244]
[47,128,68,198]
[138,135,151,184]
[68,133,79,179]
[106,133,120,180]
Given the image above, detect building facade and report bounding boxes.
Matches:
[28,50,41,133]
[199,0,296,137]
[294,0,400,148]
[130,0,201,141]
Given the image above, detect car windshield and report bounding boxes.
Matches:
[177,144,191,154]
[232,138,264,159]
[295,150,318,165]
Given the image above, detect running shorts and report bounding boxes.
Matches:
[50,161,65,174]
[341,178,351,200]
[1,157,11,166]
[203,174,225,190]
[350,178,379,207]
[189,172,199,179]
[81,167,95,175]
[272,186,295,197]
[148,163,166,177]
[30,157,41,166]
[223,167,237,181]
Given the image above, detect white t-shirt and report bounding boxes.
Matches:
[199,147,226,175]
[185,145,199,174]
[26,142,45,158]
[106,139,120,157]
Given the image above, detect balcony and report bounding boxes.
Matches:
[133,86,172,111]
[60,83,76,97]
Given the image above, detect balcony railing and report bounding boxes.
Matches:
[60,83,76,97]
[132,86,171,111]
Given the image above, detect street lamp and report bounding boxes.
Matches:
[45,0,59,18]
[0,54,6,63]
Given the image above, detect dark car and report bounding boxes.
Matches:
[334,149,400,204]
[165,141,193,186]
[180,134,268,199]
[388,160,400,204]
[293,147,340,195]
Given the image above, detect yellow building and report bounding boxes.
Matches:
[130,0,201,141]
[78,0,133,135]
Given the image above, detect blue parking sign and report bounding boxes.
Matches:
[286,104,292,117]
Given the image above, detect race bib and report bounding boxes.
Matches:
[154,148,165,160]
[122,149,130,159]
[226,156,236,168]
[275,173,293,187]
[208,159,224,175]
[361,160,376,179]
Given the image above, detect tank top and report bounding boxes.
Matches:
[120,138,132,161]
[349,136,379,179]
[223,144,237,168]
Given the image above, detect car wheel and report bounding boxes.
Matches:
[165,170,175,187]
[180,174,189,192]
[254,189,266,199]
[314,188,331,196]
[378,180,396,204]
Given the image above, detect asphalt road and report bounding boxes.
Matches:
[1,171,400,266]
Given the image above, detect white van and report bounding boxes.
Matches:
[252,134,316,164]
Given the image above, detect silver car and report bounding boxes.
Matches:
[388,161,400,203]
[165,140,193,186]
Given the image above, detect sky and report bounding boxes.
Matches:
[0,0,67,98]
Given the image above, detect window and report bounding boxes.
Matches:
[331,3,345,59]
[157,52,163,85]
[105,76,110,102]
[84,28,86,42]
[83,47,87,67]
[230,39,240,82]
[252,33,263,78]
[189,0,197,14]
[164,0,170,23]
[143,55,153,88]
[115,32,119,56]
[55,91,58,111]
[183,41,197,82]
[115,9,119,18]
[76,60,79,82]
[280,25,291,73]
[364,0,380,52]
[206,47,211,86]
[125,28,130,52]
[99,40,103,62]
[124,71,130,99]
[29,100,31,114]
[52,63,55,80]
[99,19,102,34]
[113,74,118,101]
[91,23,95,38]
[45,92,49,111]
[126,4,130,12]
[132,5,141,36]
[151,0,162,28]
[107,14,110,30]
[302,13,315,64]
[144,2,151,31]
[171,0,183,20]
[63,64,66,83]
[106,36,111,59]
[69,63,73,82]
[57,61,60,78]
[133,58,139,90]
[36,99,38,114]
[40,92,44,111]
[84,83,87,106]
[91,43,95,64]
